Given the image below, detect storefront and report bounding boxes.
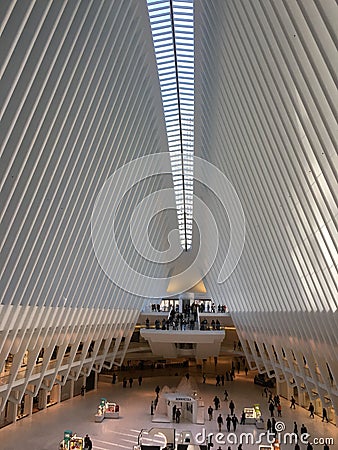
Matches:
[163,393,204,424]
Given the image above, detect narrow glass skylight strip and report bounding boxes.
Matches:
[147,0,194,250]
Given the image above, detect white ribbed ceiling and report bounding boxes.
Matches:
[0,0,337,413]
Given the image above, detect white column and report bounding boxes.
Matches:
[38,389,48,410]
[7,390,19,424]
[24,394,33,416]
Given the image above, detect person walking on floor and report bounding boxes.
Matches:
[322,407,329,422]
[226,414,232,432]
[290,396,296,409]
[172,404,177,421]
[84,434,92,450]
[229,399,235,415]
[300,424,308,436]
[175,408,181,423]
[232,414,239,431]
[309,402,315,418]
[271,418,276,435]
[240,410,246,425]
[208,405,214,421]
[217,413,224,432]
[214,395,220,410]
[266,418,272,431]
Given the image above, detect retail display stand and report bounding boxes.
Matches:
[105,402,119,418]
[95,398,119,422]
[59,431,84,449]
[243,403,262,426]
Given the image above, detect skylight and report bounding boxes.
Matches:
[147,0,194,251]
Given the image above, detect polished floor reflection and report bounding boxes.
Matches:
[0,363,336,450]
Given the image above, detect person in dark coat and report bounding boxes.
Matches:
[84,434,92,450]
[309,402,315,418]
[217,413,224,431]
[240,410,246,424]
[213,395,220,410]
[300,424,308,435]
[232,414,239,431]
[208,405,213,421]
[226,414,232,432]
[322,407,329,422]
[267,418,272,431]
[172,404,177,421]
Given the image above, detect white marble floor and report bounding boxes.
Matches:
[0,364,336,450]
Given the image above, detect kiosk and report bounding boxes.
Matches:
[69,437,84,450]
[95,398,120,421]
[105,402,119,418]
[243,403,262,425]
[59,431,84,450]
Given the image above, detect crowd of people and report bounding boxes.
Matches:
[149,301,228,314]
[145,313,225,332]
[109,363,332,450]
[206,389,331,450]
[144,301,233,333]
